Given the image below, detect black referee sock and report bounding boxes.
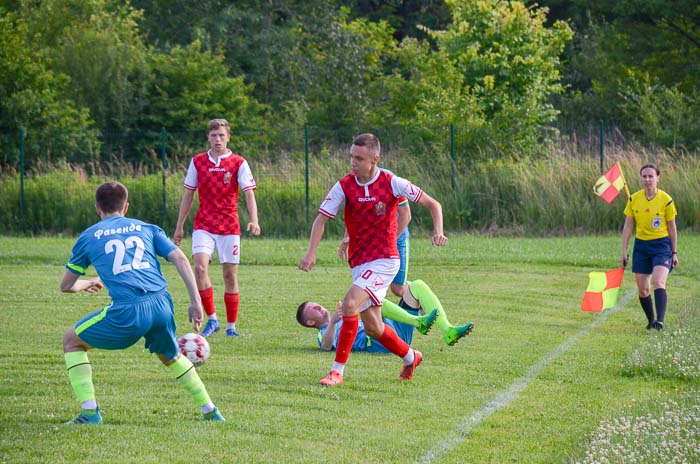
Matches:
[654,288,668,323]
[639,295,655,327]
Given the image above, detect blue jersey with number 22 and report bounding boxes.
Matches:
[66,216,177,301]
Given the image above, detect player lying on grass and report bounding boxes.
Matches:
[296,280,474,352]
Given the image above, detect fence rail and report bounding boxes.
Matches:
[4,122,685,237]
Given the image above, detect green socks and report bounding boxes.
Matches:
[408,280,452,336]
[65,351,213,415]
[168,356,212,408]
[381,299,420,327]
[65,351,95,405]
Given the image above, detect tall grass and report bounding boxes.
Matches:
[0,147,698,236]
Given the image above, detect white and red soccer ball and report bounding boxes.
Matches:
[178,333,210,367]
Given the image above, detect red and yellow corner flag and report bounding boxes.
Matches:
[581,268,625,312]
[593,162,630,204]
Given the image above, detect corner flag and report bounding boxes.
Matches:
[593,162,630,204]
[581,268,625,312]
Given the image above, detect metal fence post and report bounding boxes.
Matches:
[450,123,456,189]
[19,127,25,218]
[304,126,310,223]
[599,120,604,174]
[161,127,168,226]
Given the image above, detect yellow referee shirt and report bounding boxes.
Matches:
[624,189,677,240]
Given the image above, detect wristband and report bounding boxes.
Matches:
[672,251,677,254]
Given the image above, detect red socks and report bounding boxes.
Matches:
[198,288,240,324]
[224,292,240,324]
[199,287,215,316]
[335,315,359,364]
[377,324,410,357]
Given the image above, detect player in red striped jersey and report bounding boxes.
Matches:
[174,119,260,338]
[299,133,447,386]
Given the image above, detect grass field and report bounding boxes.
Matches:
[0,235,698,463]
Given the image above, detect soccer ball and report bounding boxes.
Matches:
[178,333,210,367]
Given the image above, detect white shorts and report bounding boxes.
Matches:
[351,258,400,312]
[191,230,240,264]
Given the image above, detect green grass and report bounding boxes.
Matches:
[0,235,698,463]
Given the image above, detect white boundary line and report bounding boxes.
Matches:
[416,288,638,464]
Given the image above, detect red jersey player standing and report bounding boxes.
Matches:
[174,119,260,338]
[298,133,448,386]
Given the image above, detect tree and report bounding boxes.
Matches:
[141,40,266,161]
[371,0,572,156]
[436,0,572,154]
[368,37,485,148]
[539,0,700,148]
[349,0,451,43]
[21,0,150,135]
[0,11,96,168]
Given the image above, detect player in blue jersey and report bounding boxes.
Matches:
[296,280,473,351]
[621,163,679,330]
[60,181,225,424]
[297,301,435,353]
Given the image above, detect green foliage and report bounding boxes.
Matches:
[142,41,267,152]
[618,74,700,150]
[2,0,700,165]
[368,38,486,151]
[0,11,97,166]
[549,0,700,149]
[367,0,575,157]
[21,0,150,133]
[434,0,574,155]
[298,6,397,128]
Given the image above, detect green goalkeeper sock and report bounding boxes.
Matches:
[408,280,452,336]
[381,299,419,327]
[168,356,212,408]
[65,351,96,406]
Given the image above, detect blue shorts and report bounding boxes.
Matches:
[392,233,410,286]
[74,289,179,359]
[632,237,673,275]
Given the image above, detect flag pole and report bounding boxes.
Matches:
[617,162,631,200]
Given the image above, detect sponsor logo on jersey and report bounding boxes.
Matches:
[93,222,142,239]
[357,197,376,203]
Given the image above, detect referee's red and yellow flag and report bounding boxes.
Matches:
[593,162,630,204]
[581,267,625,312]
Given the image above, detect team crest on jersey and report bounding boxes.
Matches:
[223,171,232,184]
[652,217,662,229]
[375,201,386,216]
